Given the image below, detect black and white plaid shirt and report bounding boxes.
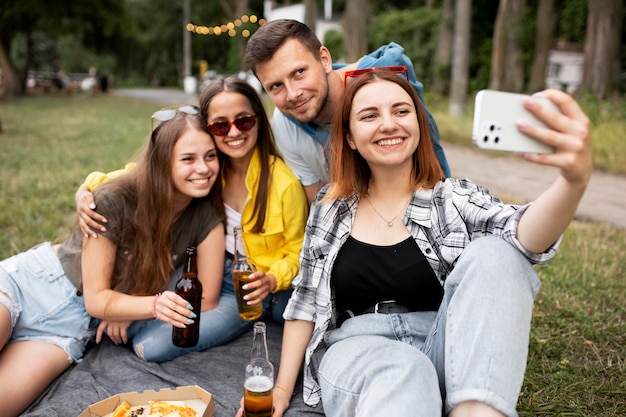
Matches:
[283,177,560,407]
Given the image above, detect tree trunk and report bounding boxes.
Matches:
[305,0,317,34]
[449,0,472,117]
[219,0,249,70]
[578,0,623,99]
[343,0,369,62]
[489,0,526,92]
[432,0,454,95]
[0,41,21,99]
[528,0,557,92]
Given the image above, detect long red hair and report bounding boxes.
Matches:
[323,69,444,202]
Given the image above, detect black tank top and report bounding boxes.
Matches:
[332,235,443,313]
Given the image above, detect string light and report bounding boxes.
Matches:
[187,15,266,38]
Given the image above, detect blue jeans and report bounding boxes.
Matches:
[318,237,541,417]
[129,255,291,362]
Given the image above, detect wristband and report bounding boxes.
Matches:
[152,292,162,320]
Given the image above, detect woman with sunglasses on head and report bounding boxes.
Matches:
[75,78,308,356]
[0,110,223,416]
[198,76,309,324]
[265,69,592,417]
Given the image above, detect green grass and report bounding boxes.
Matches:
[0,94,155,254]
[1,93,625,415]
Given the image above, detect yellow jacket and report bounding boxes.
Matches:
[239,149,308,291]
[83,152,308,292]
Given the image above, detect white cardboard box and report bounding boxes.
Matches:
[78,385,215,417]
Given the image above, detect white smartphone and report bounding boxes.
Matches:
[472,89,557,154]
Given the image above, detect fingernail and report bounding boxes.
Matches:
[190,312,197,319]
[187,318,194,324]
[91,233,98,239]
[187,303,193,310]
[96,338,101,344]
[179,323,186,328]
[100,227,107,232]
[84,233,89,239]
[89,204,96,209]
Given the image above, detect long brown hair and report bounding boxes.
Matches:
[94,112,223,295]
[199,76,280,233]
[324,69,444,202]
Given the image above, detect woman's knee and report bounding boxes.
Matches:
[447,237,540,297]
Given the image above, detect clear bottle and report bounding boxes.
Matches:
[172,247,202,347]
[244,322,274,417]
[231,226,263,321]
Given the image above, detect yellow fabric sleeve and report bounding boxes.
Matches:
[82,163,137,191]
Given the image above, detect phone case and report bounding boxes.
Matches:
[472,89,556,154]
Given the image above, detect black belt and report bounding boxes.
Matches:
[337,300,412,327]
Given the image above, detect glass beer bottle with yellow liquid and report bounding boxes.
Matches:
[244,322,274,417]
[232,226,263,321]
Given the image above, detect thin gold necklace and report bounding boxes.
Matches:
[364,194,410,227]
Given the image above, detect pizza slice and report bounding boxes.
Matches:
[110,401,147,417]
[149,400,197,417]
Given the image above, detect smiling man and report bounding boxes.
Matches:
[245,19,450,204]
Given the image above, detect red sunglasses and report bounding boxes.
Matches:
[207,114,258,136]
[343,66,409,87]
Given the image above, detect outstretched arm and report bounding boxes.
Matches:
[516,89,592,253]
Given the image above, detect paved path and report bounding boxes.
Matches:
[444,142,626,229]
[112,88,626,229]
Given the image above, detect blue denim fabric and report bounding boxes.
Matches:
[0,242,96,362]
[317,237,541,417]
[128,256,254,362]
[128,255,290,362]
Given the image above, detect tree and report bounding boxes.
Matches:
[528,0,557,92]
[0,38,20,98]
[449,0,472,117]
[0,0,134,98]
[432,0,454,95]
[343,0,369,62]
[489,0,526,92]
[304,0,317,34]
[219,0,249,71]
[578,0,623,99]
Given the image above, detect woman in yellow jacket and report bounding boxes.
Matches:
[76,77,308,358]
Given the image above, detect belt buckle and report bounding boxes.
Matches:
[374,300,397,314]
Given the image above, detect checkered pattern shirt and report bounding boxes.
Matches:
[283,177,560,407]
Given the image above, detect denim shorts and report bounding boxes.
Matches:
[0,242,96,362]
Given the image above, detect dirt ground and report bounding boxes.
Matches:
[112,88,626,229]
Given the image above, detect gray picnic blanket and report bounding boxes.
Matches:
[21,321,324,417]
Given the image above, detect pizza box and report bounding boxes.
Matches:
[78,385,215,417]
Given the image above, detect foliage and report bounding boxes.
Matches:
[323,29,346,62]
[2,0,135,76]
[557,0,588,43]
[368,7,441,85]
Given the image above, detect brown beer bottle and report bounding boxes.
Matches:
[244,322,274,417]
[172,246,202,348]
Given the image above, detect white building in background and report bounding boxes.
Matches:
[263,0,343,44]
[545,43,584,94]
